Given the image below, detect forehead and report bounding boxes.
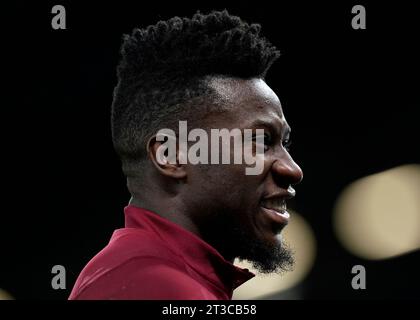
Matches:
[207,77,286,127]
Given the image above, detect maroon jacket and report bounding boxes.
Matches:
[69,205,254,299]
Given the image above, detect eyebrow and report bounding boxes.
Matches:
[247,118,291,140]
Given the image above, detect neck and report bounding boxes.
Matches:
[129,195,236,264]
[129,196,201,239]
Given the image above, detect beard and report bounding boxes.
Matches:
[200,209,295,274]
[232,223,294,274]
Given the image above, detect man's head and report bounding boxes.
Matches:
[111,10,303,273]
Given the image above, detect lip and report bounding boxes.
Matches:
[259,187,295,233]
[263,187,296,201]
[260,206,290,227]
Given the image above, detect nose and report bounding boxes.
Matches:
[271,156,303,189]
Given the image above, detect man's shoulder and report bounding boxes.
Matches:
[87,228,181,271]
[69,228,204,299]
[70,255,213,299]
[107,227,178,259]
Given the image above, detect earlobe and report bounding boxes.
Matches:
[147,136,187,180]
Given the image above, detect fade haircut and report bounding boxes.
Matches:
[111,10,280,174]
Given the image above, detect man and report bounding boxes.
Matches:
[69,10,303,300]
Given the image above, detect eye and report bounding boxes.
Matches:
[282,138,292,151]
[252,133,272,152]
[263,133,273,151]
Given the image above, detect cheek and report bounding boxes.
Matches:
[187,161,266,207]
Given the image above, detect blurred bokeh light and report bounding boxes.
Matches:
[333,164,420,260]
[0,288,14,300]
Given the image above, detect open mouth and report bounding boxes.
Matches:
[260,198,290,231]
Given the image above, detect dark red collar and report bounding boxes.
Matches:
[124,205,255,295]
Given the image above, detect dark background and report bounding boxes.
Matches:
[2,1,419,299]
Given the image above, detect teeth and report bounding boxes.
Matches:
[261,199,287,212]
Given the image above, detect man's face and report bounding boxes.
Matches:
[183,77,303,273]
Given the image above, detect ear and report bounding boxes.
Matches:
[147,135,187,180]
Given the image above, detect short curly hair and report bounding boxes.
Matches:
[111,10,280,170]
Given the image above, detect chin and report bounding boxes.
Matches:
[239,232,295,274]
